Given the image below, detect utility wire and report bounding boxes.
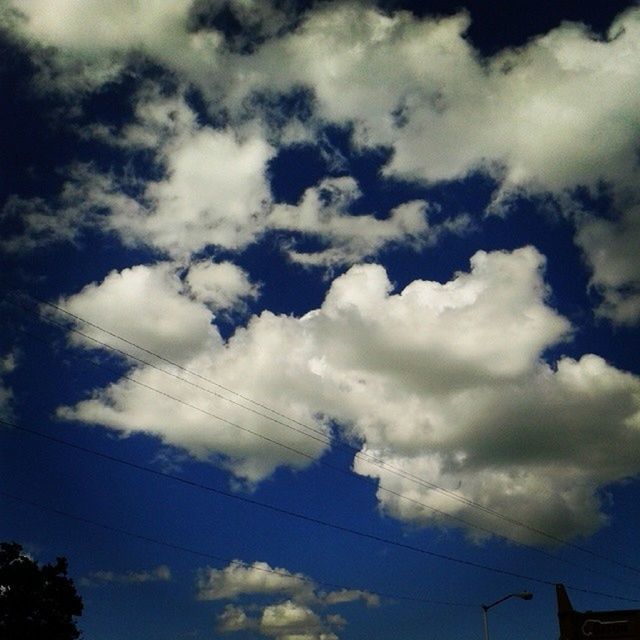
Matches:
[0,294,609,544]
[8,313,640,593]
[20,291,637,569]
[6,292,640,582]
[0,490,475,608]
[2,417,639,605]
[0,314,549,547]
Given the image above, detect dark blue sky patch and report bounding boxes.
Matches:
[380,0,637,55]
[246,86,316,135]
[269,142,332,203]
[0,35,75,202]
[237,237,329,316]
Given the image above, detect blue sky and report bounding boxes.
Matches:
[1,1,640,638]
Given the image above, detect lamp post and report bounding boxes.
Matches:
[481,591,533,640]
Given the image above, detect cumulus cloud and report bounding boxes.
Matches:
[217,601,340,640]
[197,561,315,602]
[10,0,191,50]
[352,352,640,542]
[12,0,639,535]
[53,261,223,364]
[574,203,640,325]
[260,601,328,639]
[106,122,275,259]
[55,247,640,542]
[217,604,258,633]
[8,2,639,313]
[54,261,330,483]
[185,260,259,311]
[280,5,639,197]
[5,0,195,93]
[0,84,456,266]
[204,560,374,640]
[197,560,378,607]
[10,3,640,198]
[81,564,171,587]
[268,176,468,266]
[0,88,274,259]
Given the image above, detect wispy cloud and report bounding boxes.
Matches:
[81,565,171,587]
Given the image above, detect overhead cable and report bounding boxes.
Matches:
[8,314,640,593]
[6,291,640,582]
[2,417,639,605]
[0,490,474,608]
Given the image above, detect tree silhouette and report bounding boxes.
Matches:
[0,541,83,640]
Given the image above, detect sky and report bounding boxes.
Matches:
[1,0,640,639]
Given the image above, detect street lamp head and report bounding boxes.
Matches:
[482,590,534,612]
[482,591,533,640]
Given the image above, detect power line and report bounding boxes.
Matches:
[6,291,640,582]
[1,314,544,547]
[0,490,475,608]
[23,293,633,555]
[8,315,640,593]
[2,417,639,605]
[0,295,600,536]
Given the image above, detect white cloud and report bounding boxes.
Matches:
[185,260,259,311]
[81,564,171,586]
[12,0,192,50]
[1,89,274,259]
[53,262,222,365]
[55,247,640,542]
[216,602,340,640]
[260,601,326,638]
[0,89,446,265]
[0,165,140,254]
[215,3,639,198]
[10,2,639,317]
[315,246,570,382]
[2,82,454,265]
[13,0,639,536]
[198,560,379,609]
[108,124,275,259]
[250,4,640,317]
[574,203,640,325]
[10,3,640,200]
[352,353,640,543]
[217,604,257,633]
[268,177,467,266]
[7,0,197,93]
[321,589,379,608]
[197,561,315,602]
[203,560,375,639]
[55,262,330,483]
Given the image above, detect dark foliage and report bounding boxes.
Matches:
[0,541,83,640]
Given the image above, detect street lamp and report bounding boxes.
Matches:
[481,591,533,640]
